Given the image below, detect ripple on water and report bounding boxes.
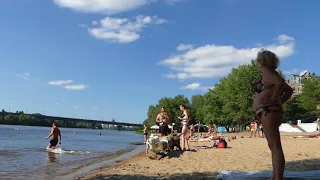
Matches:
[0,150,20,158]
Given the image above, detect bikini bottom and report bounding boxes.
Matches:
[255,105,283,120]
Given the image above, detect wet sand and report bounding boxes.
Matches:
[80,131,320,180]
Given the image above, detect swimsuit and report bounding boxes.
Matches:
[254,77,283,119]
[180,113,188,126]
[50,138,59,146]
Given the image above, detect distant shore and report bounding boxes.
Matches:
[80,131,320,180]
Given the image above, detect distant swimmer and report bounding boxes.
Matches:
[74,132,77,136]
[99,132,102,136]
[45,122,62,150]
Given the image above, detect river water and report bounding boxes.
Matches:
[0,125,143,180]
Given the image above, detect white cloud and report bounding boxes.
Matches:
[53,0,184,14]
[48,80,73,86]
[277,34,295,44]
[181,82,214,91]
[92,106,99,109]
[181,83,200,90]
[53,0,151,14]
[17,72,31,80]
[64,84,88,90]
[74,105,80,109]
[12,101,17,103]
[159,34,295,80]
[177,44,193,51]
[88,15,166,43]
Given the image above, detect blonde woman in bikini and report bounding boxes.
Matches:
[253,49,293,180]
[178,104,190,151]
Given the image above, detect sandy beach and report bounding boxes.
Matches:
[80,131,320,180]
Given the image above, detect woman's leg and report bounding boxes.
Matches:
[181,126,186,149]
[261,112,285,180]
[185,128,190,150]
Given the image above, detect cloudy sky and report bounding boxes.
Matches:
[0,0,319,123]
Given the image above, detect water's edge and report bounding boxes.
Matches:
[55,145,145,180]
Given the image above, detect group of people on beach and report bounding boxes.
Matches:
[144,49,293,180]
[45,49,296,180]
[142,105,192,151]
[155,105,191,151]
[250,120,265,138]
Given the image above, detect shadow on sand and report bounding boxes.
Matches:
[84,158,320,180]
[84,172,218,180]
[286,158,320,171]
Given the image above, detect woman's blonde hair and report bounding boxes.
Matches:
[255,49,280,69]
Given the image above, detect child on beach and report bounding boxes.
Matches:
[253,49,293,180]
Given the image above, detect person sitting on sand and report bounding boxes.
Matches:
[253,49,293,180]
[189,124,195,138]
[212,124,217,137]
[45,122,61,150]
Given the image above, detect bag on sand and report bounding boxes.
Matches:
[217,139,227,148]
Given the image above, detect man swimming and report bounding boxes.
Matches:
[45,122,61,150]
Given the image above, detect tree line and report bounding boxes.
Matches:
[142,60,320,129]
[0,110,103,129]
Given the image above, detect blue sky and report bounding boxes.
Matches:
[0,0,319,123]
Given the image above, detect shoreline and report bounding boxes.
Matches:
[0,124,137,132]
[55,145,145,180]
[80,131,320,180]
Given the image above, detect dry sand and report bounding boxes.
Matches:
[80,131,320,180]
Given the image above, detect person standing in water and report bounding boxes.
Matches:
[156,107,170,136]
[45,122,62,150]
[253,49,293,180]
[143,125,148,143]
[178,104,190,151]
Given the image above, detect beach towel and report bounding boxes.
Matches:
[216,170,320,179]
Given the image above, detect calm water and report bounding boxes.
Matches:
[0,125,143,180]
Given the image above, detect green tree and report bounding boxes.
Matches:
[282,95,307,121]
[142,95,190,127]
[190,95,206,125]
[297,75,320,115]
[203,60,261,127]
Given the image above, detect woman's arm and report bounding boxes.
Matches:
[281,83,293,104]
[155,114,160,122]
[180,110,189,121]
[46,128,54,139]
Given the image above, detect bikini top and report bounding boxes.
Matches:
[253,77,274,93]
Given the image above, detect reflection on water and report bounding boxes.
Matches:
[47,152,57,163]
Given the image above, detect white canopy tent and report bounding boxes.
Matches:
[150,125,173,130]
[150,125,159,129]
